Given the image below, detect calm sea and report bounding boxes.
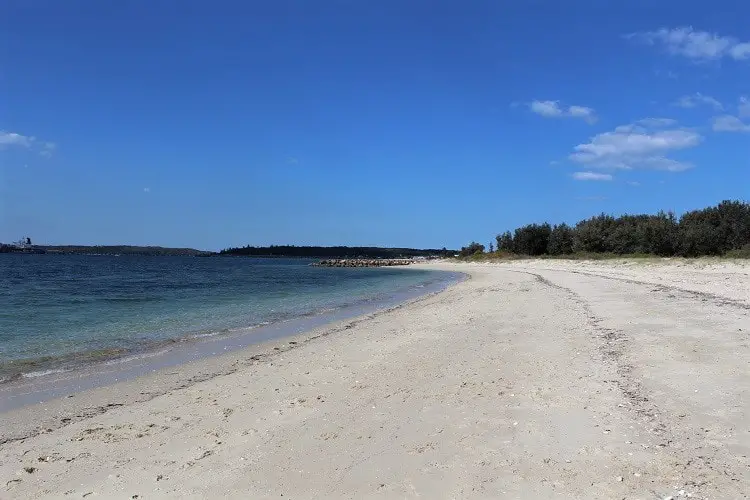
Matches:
[0,254,458,382]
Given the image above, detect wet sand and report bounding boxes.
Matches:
[1,259,748,499]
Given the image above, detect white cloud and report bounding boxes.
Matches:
[633,117,677,128]
[626,181,641,187]
[572,171,613,181]
[529,100,597,123]
[709,98,750,132]
[626,27,750,62]
[673,93,723,110]
[0,131,35,149]
[530,100,564,117]
[39,142,56,158]
[143,187,151,193]
[738,96,750,118]
[712,115,750,132]
[730,43,750,60]
[0,131,55,158]
[569,119,701,172]
[638,157,693,172]
[568,105,597,123]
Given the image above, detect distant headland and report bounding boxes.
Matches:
[219,245,454,259]
[0,241,455,259]
[0,241,213,256]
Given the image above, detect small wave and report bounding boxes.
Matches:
[185,321,272,340]
[22,367,72,379]
[189,331,225,340]
[103,349,170,366]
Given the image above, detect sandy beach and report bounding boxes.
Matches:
[1,259,748,499]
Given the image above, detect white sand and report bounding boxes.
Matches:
[1,259,748,499]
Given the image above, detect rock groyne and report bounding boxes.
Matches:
[312,259,413,268]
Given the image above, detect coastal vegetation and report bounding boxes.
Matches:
[460,200,750,259]
[2,244,455,259]
[33,245,211,256]
[458,242,485,257]
[220,245,454,259]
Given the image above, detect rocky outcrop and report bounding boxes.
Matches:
[312,259,413,268]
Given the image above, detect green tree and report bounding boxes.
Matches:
[496,231,514,252]
[513,223,552,256]
[547,223,574,255]
[573,214,617,253]
[678,208,723,256]
[459,242,485,257]
[638,211,678,256]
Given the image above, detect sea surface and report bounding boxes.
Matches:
[0,254,459,383]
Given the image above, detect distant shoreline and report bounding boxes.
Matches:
[0,244,456,259]
[0,267,464,411]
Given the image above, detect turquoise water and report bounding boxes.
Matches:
[0,254,458,382]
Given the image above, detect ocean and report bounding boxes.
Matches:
[0,254,460,383]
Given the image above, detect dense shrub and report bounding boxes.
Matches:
[495,231,514,252]
[637,212,678,256]
[513,223,552,256]
[484,200,749,259]
[459,242,485,257]
[573,214,616,253]
[678,200,750,256]
[547,223,574,255]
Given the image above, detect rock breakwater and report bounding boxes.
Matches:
[312,259,413,268]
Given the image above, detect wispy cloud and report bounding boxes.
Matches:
[143,187,151,193]
[626,181,641,187]
[738,96,750,118]
[709,98,750,132]
[528,100,597,123]
[569,118,701,174]
[39,142,56,158]
[712,115,750,132]
[626,27,750,62]
[673,93,723,110]
[572,171,613,181]
[568,105,597,122]
[731,43,750,60]
[654,69,679,79]
[635,117,677,128]
[0,131,35,149]
[0,131,55,157]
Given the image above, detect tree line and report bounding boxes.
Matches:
[220,245,455,259]
[0,244,213,256]
[459,200,750,258]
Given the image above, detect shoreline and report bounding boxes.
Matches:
[0,267,463,399]
[0,266,467,439]
[2,260,747,498]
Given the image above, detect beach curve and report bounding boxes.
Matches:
[1,260,748,499]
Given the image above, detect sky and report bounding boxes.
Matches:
[1,1,749,251]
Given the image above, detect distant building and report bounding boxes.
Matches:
[9,236,45,254]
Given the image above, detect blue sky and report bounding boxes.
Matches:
[1,1,749,250]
